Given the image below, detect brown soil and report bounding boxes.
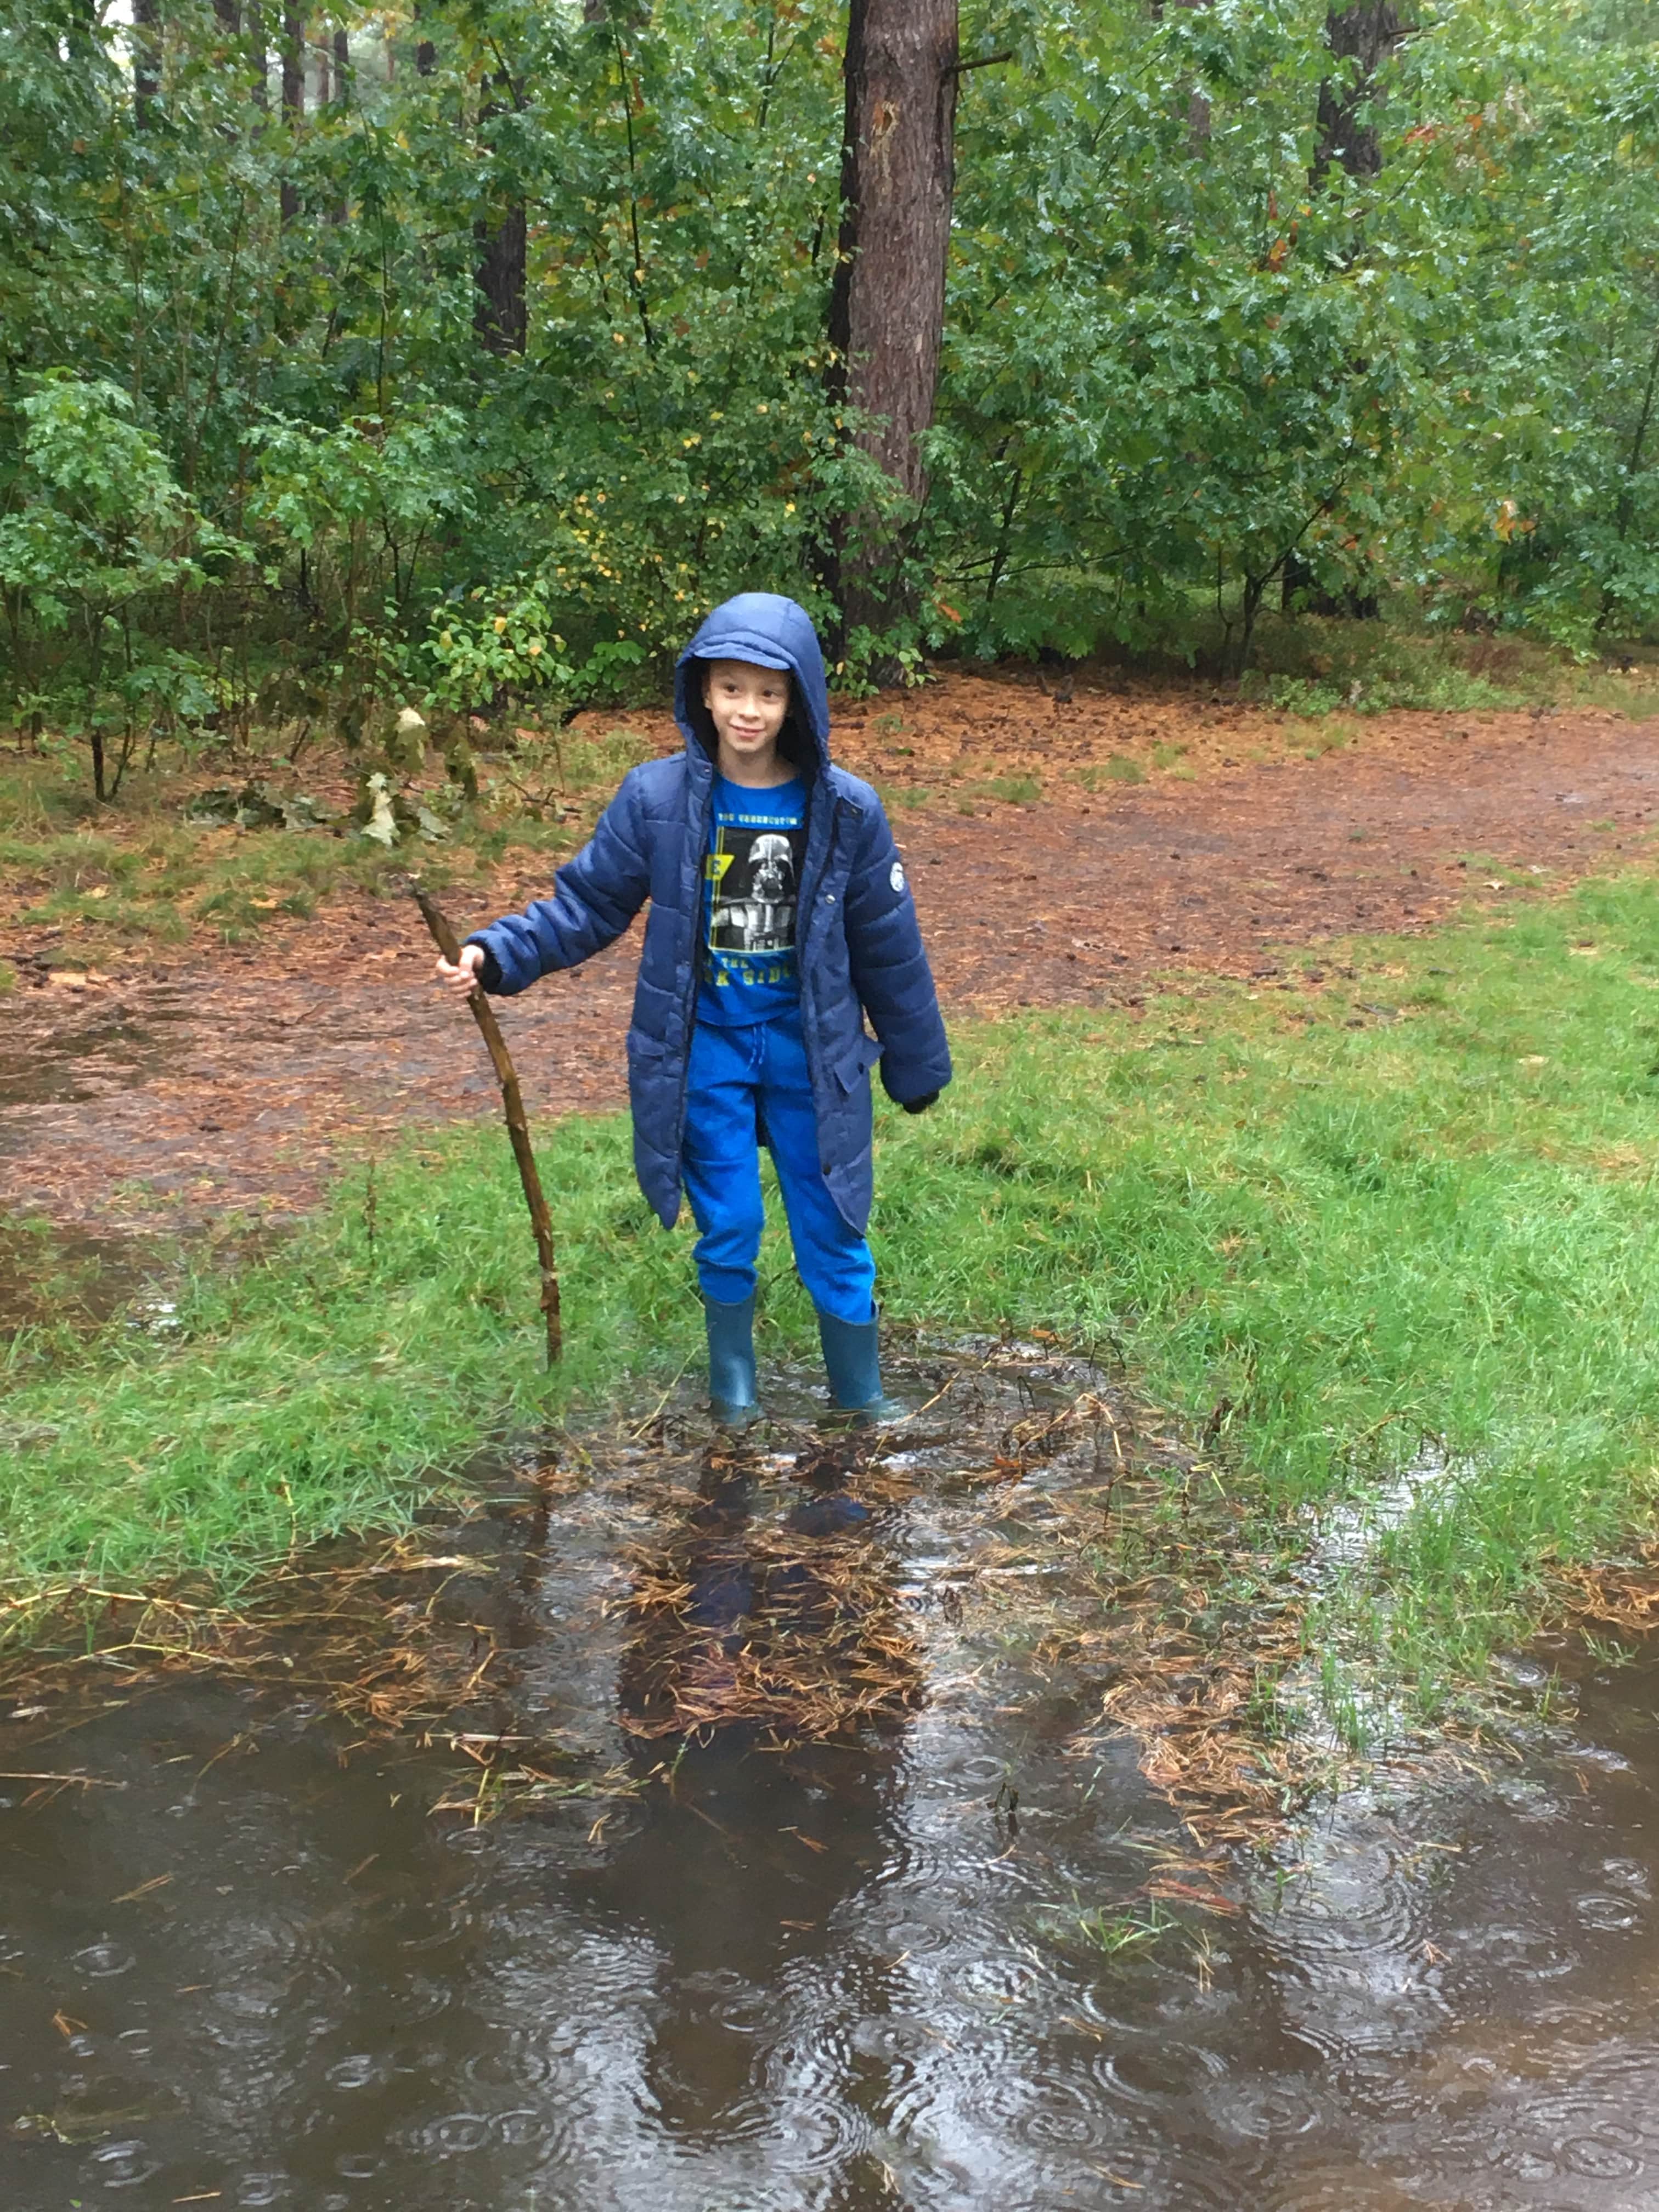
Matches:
[5,674,1658,1227]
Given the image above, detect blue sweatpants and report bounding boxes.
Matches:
[681,1008,877,1325]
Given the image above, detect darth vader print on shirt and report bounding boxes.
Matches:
[703,786,808,1001]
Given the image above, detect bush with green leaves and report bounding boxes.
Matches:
[1,0,1655,767]
[0,375,245,795]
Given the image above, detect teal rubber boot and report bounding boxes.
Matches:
[816,1308,904,1428]
[703,1291,760,1430]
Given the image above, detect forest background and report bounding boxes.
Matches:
[2,0,1657,804]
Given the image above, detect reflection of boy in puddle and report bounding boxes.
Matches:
[616,1447,893,1737]
[596,1451,910,2140]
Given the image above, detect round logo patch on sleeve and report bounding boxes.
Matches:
[890,860,906,894]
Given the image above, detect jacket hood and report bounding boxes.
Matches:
[674,592,831,778]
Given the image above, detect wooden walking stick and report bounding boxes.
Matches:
[412,885,562,1365]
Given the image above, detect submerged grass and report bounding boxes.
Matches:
[9,872,1659,1702]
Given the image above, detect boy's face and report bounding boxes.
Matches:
[702,658,792,781]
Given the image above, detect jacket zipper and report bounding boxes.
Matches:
[671,763,718,1163]
[799,791,845,1114]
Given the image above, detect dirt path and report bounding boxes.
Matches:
[5,685,1657,1227]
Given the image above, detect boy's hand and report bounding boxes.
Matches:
[437,944,486,995]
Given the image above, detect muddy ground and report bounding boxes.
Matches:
[4,673,1657,1227]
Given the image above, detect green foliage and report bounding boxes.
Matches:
[0,0,1655,759]
[0,376,242,793]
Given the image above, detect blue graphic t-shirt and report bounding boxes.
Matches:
[698,774,808,1026]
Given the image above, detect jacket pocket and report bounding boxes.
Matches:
[834,1035,884,1092]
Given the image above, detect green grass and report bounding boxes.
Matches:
[1073,757,1145,793]
[10,873,1659,1705]
[0,721,653,953]
[964,771,1044,807]
[1235,616,1659,720]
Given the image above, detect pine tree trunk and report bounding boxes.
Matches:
[245,1,268,109]
[474,67,528,358]
[1314,2,1409,180]
[280,8,304,221]
[132,0,162,129]
[826,0,959,664]
[474,203,528,355]
[1149,0,1212,146]
[329,22,350,220]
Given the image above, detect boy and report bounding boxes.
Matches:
[437,591,951,1426]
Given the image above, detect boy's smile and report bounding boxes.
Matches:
[702,658,794,786]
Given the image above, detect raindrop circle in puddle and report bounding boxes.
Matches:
[323,2051,386,2091]
[413,2110,493,2157]
[73,1939,136,1979]
[83,2138,161,2189]
[235,2175,291,2206]
[1201,2075,1323,2143]
[1561,2131,1645,2180]
[1573,1890,1643,1931]
[1094,2038,1228,2111]
[459,2031,561,2091]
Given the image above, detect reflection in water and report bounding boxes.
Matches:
[606,1443,914,2160]
[7,1353,1659,2208]
[615,1440,921,1745]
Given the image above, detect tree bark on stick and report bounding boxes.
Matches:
[826,0,959,663]
[413,888,563,1366]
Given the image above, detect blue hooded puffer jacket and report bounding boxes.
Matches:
[466,592,952,1235]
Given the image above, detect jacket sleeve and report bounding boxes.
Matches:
[842,795,952,1105]
[465,769,652,995]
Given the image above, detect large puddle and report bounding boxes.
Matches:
[0,983,189,1116]
[3,1348,1658,2210]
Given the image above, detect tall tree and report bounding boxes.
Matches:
[132,0,162,129]
[280,6,304,219]
[474,200,528,354]
[1150,0,1213,148]
[1315,2,1409,179]
[827,0,960,657]
[474,58,527,357]
[246,2,269,109]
